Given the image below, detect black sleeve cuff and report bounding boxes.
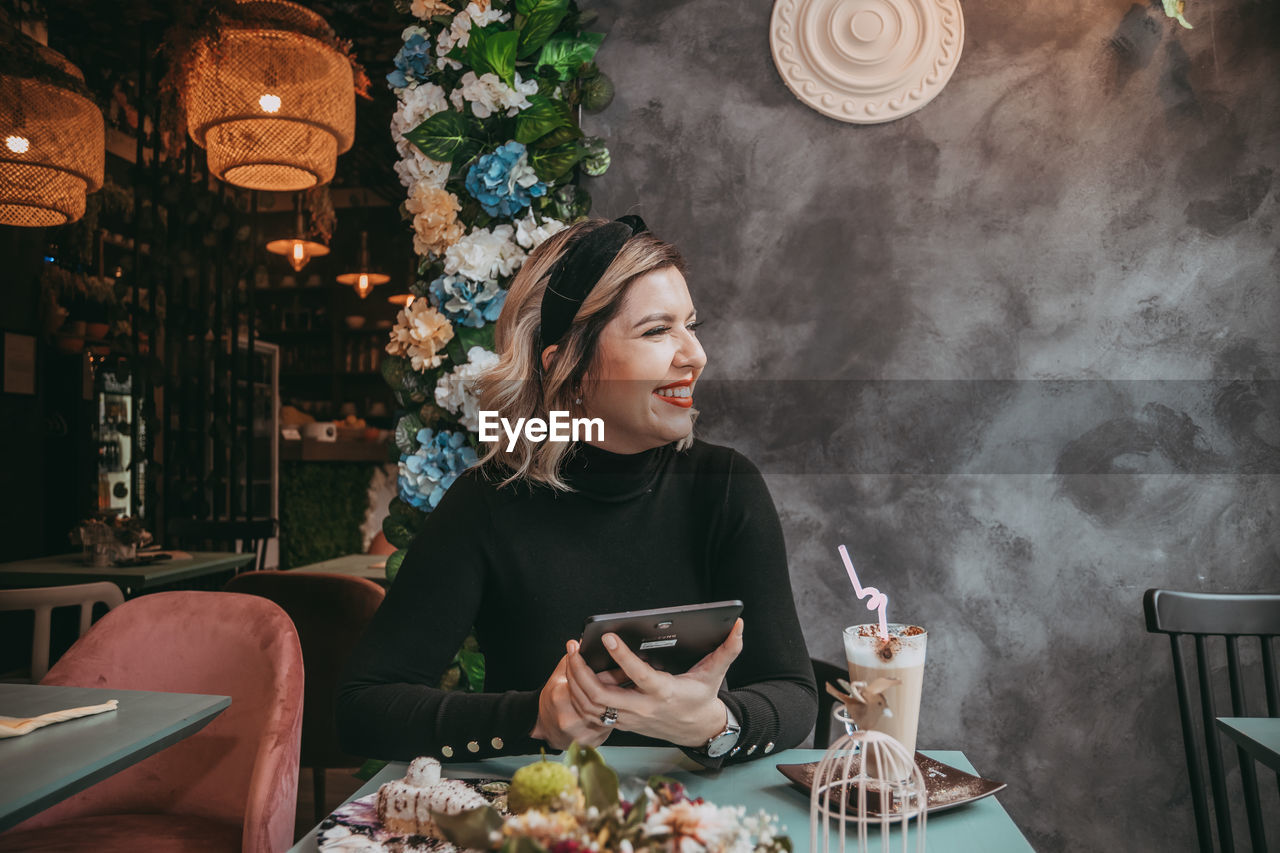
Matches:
[431,688,547,762]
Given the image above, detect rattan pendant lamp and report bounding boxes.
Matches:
[186,0,355,191]
[0,23,104,227]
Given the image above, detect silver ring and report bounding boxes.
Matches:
[599,707,618,727]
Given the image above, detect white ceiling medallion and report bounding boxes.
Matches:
[770,0,964,124]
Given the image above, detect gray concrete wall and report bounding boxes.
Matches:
[585,1,1279,850]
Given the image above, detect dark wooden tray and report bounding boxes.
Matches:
[777,753,1006,817]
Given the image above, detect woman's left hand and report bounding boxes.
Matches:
[564,618,745,747]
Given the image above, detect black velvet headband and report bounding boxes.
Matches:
[539,214,649,351]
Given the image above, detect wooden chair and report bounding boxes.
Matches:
[167,517,278,572]
[0,582,124,681]
[811,658,847,749]
[223,570,386,824]
[1144,588,1280,853]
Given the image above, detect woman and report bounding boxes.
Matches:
[337,217,815,766]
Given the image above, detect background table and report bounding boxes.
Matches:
[288,554,389,587]
[0,551,254,597]
[289,747,1032,853]
[0,683,229,832]
[1217,717,1280,773]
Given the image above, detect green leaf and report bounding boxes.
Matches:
[354,759,389,781]
[515,0,562,13]
[431,805,503,850]
[563,743,619,811]
[623,789,648,829]
[383,497,425,549]
[535,32,605,81]
[531,123,583,150]
[406,111,478,164]
[529,142,586,182]
[385,548,407,584]
[579,758,619,811]
[454,644,486,692]
[394,411,425,455]
[444,330,468,367]
[508,838,549,853]
[456,323,497,353]
[517,0,569,59]
[515,94,570,145]
[468,24,518,86]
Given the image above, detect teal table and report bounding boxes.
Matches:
[288,553,389,586]
[0,551,254,597]
[0,683,229,832]
[289,747,1031,852]
[1217,717,1280,773]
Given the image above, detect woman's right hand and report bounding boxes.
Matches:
[530,640,614,750]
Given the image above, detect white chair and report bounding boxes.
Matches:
[0,582,125,681]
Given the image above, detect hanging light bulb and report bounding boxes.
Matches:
[337,231,389,298]
[265,194,329,272]
[387,293,415,307]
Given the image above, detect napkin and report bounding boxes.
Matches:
[0,699,119,738]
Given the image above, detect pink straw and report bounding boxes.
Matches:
[838,544,889,640]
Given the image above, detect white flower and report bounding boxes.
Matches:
[436,1,509,57]
[435,346,500,431]
[444,224,526,283]
[643,802,747,853]
[394,151,451,190]
[392,82,448,144]
[448,71,537,119]
[391,84,452,185]
[514,209,568,250]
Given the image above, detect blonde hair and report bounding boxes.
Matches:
[474,218,694,489]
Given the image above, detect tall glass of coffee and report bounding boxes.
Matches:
[842,623,927,754]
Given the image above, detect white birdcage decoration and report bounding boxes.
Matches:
[810,730,927,853]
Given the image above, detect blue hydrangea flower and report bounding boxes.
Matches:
[427,274,506,328]
[387,33,432,89]
[464,141,548,218]
[398,428,477,510]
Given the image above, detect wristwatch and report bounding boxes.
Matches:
[702,704,741,758]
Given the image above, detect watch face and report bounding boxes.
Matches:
[706,729,740,758]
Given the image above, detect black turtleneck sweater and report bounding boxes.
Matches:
[336,438,816,766]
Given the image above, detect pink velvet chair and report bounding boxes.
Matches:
[0,591,304,853]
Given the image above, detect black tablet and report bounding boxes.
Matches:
[578,600,744,674]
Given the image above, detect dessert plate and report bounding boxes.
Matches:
[776,753,1005,817]
[317,778,508,852]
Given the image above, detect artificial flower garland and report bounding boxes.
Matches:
[380,0,616,622]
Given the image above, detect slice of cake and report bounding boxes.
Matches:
[376,757,489,837]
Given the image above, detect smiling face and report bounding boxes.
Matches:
[580,266,707,454]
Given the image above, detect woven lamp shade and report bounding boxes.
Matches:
[187,0,355,191]
[0,48,104,227]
